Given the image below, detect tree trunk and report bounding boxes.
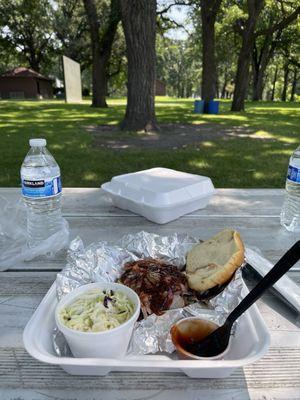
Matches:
[252,32,280,101]
[252,63,264,101]
[28,56,40,72]
[181,85,185,98]
[216,76,220,98]
[251,41,264,101]
[186,82,192,98]
[120,0,157,131]
[231,0,265,111]
[270,65,278,101]
[92,52,108,108]
[250,5,300,102]
[290,69,297,102]
[27,42,41,72]
[200,0,222,102]
[83,0,120,108]
[221,70,228,98]
[101,0,121,89]
[281,63,289,101]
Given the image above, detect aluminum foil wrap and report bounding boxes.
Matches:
[129,269,242,354]
[53,231,244,356]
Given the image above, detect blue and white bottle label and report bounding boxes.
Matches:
[287,165,300,183]
[21,175,62,198]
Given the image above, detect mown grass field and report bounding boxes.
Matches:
[0,97,299,188]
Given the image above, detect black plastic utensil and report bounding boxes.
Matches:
[188,240,300,358]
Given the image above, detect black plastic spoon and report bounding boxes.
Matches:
[187,240,300,358]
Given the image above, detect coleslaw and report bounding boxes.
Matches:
[59,288,135,332]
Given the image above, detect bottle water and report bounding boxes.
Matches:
[21,138,63,247]
[280,146,300,232]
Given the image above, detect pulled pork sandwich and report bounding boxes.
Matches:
[120,258,188,318]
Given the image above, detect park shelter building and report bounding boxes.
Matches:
[0,67,53,99]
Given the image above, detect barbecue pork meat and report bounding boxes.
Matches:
[120,258,188,318]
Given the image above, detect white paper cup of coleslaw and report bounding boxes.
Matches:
[55,282,140,358]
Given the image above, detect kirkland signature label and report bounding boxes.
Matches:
[287,165,300,184]
[21,176,62,198]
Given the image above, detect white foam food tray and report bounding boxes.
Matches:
[23,282,270,378]
[101,167,215,224]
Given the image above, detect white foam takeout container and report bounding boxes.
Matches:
[23,281,270,378]
[101,167,215,224]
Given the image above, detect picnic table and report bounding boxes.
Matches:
[1,188,300,400]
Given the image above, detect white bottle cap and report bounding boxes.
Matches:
[29,138,47,147]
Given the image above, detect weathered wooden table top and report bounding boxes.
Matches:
[1,188,299,400]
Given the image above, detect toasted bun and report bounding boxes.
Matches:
[186,229,244,292]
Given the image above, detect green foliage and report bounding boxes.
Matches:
[53,0,125,93]
[0,49,22,75]
[0,0,55,72]
[107,25,127,96]
[277,19,300,65]
[156,35,201,97]
[215,4,245,96]
[53,0,91,70]
[0,0,298,104]
[251,0,300,97]
[183,0,300,102]
[0,0,124,91]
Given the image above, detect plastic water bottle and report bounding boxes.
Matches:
[20,138,63,247]
[280,146,300,232]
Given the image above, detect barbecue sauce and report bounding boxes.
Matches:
[171,318,219,358]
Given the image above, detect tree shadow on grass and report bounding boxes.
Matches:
[0,99,298,188]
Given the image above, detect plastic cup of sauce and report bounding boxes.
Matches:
[170,317,231,360]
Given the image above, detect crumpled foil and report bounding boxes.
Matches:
[56,231,199,300]
[53,231,244,356]
[129,269,243,354]
[56,237,136,299]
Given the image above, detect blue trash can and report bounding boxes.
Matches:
[206,100,219,114]
[194,100,205,114]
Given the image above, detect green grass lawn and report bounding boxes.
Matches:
[0,97,299,188]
